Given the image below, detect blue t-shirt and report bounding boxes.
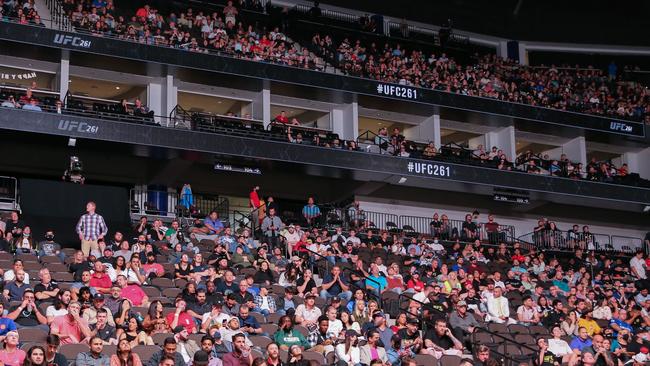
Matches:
[570,337,592,352]
[0,318,17,336]
[204,217,224,234]
[609,318,634,336]
[322,274,348,296]
[366,275,388,292]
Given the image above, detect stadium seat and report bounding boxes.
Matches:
[294,325,310,337]
[150,277,174,288]
[18,328,48,343]
[261,323,278,335]
[152,333,173,346]
[162,288,181,298]
[439,355,461,366]
[508,324,529,334]
[266,313,282,325]
[249,335,272,349]
[60,344,89,360]
[132,345,162,361]
[414,354,438,366]
[141,287,161,298]
[302,350,325,364]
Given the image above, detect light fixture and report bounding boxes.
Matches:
[115,86,120,90]
[68,138,76,147]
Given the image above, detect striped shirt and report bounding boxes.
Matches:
[76,213,108,241]
[302,204,321,218]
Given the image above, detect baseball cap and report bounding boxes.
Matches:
[172,325,185,334]
[372,312,385,319]
[457,301,467,307]
[93,293,105,301]
[407,318,419,325]
[192,351,210,366]
[305,293,317,299]
[331,296,341,302]
[291,256,300,261]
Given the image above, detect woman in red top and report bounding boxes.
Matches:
[390,312,408,333]
[406,272,424,292]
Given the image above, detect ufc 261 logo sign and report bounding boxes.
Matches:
[53,34,92,48]
[376,84,418,100]
[407,161,451,177]
[609,122,633,133]
[58,120,99,134]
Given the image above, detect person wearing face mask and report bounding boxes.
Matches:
[37,230,64,261]
[14,226,36,254]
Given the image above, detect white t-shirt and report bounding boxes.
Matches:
[3,270,29,284]
[630,257,646,279]
[46,306,68,319]
[295,304,321,323]
[413,291,430,304]
[327,318,343,337]
[548,338,572,356]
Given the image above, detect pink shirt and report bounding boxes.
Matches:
[51,315,88,344]
[121,285,146,306]
[0,349,25,366]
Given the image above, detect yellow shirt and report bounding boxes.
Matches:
[577,318,601,336]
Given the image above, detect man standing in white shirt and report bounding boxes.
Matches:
[630,250,647,280]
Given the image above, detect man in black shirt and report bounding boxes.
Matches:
[90,308,116,345]
[45,335,68,366]
[535,338,557,366]
[397,319,423,354]
[233,280,255,308]
[542,300,566,328]
[461,214,478,241]
[4,211,25,237]
[423,318,463,355]
[34,268,60,302]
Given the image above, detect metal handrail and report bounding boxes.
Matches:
[341,266,382,308]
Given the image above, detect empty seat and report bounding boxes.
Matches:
[18,328,48,343]
[249,335,272,349]
[132,345,161,362]
[261,323,278,335]
[439,355,461,366]
[508,324,530,334]
[60,344,89,360]
[487,323,509,334]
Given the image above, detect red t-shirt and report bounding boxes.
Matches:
[249,190,260,208]
[121,285,146,306]
[386,276,404,290]
[89,273,112,289]
[275,115,289,124]
[406,279,424,292]
[165,311,196,333]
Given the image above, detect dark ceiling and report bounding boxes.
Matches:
[317,0,650,46]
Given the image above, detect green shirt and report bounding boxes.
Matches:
[273,329,309,348]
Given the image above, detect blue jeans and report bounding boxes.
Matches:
[320,290,352,302]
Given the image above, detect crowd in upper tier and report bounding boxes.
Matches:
[2,0,649,123]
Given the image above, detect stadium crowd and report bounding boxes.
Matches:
[0,193,645,366]
[3,0,649,123]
